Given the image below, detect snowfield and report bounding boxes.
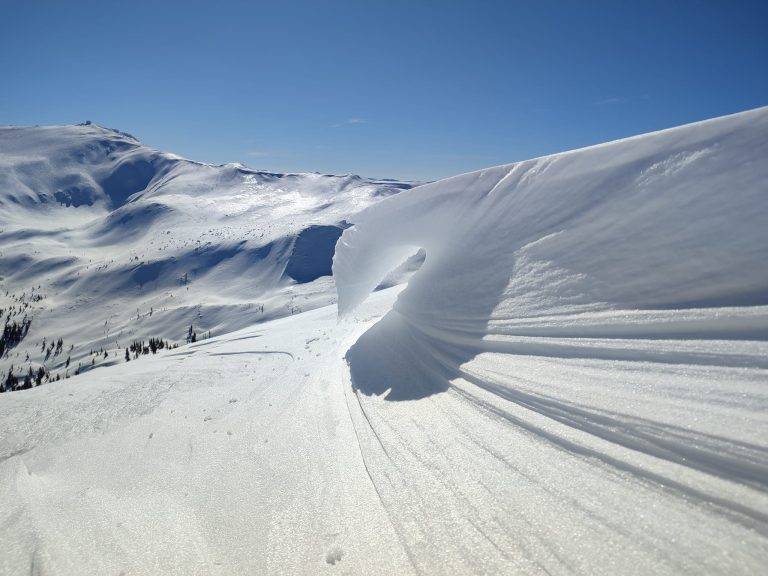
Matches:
[0,122,414,383]
[2,107,768,575]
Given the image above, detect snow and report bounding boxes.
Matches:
[2,108,768,574]
[0,123,414,380]
[333,106,768,573]
[1,288,413,575]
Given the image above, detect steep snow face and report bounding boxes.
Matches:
[334,108,768,572]
[335,107,768,318]
[0,124,413,383]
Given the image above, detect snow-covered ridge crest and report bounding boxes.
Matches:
[334,107,768,325]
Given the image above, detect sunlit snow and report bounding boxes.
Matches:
[1,109,767,575]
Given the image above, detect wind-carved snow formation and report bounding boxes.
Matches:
[2,111,768,575]
[336,107,768,319]
[333,107,768,572]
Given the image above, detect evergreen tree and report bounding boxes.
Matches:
[20,367,33,390]
[3,365,17,392]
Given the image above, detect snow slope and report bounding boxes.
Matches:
[333,106,768,573]
[0,124,413,383]
[1,108,767,575]
[0,287,414,575]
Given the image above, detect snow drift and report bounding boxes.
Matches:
[334,107,768,573]
[335,107,768,318]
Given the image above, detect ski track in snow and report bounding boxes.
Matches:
[1,293,415,575]
[1,108,768,574]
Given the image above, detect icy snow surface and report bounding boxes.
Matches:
[2,108,768,574]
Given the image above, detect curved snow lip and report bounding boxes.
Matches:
[334,109,768,574]
[334,106,768,402]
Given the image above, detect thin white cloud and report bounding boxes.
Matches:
[595,96,628,105]
[330,118,367,128]
[595,95,650,106]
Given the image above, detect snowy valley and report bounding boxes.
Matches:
[1,108,767,575]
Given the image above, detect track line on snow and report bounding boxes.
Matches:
[341,374,423,576]
[447,381,768,534]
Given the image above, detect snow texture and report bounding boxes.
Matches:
[0,123,413,379]
[333,106,768,573]
[1,108,767,575]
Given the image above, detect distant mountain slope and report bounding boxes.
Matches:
[0,123,414,386]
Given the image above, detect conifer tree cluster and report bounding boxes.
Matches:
[126,337,173,360]
[0,318,32,357]
[1,364,49,393]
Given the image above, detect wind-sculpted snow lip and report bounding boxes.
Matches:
[334,107,768,572]
[334,105,768,400]
[334,106,768,350]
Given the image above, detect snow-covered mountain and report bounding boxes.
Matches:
[1,108,767,575]
[0,123,415,384]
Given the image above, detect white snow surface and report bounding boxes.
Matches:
[0,123,413,379]
[2,108,768,575]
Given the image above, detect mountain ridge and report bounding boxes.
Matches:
[0,123,415,386]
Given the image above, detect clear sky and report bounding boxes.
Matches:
[2,1,766,181]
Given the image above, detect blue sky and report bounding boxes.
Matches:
[2,1,766,181]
